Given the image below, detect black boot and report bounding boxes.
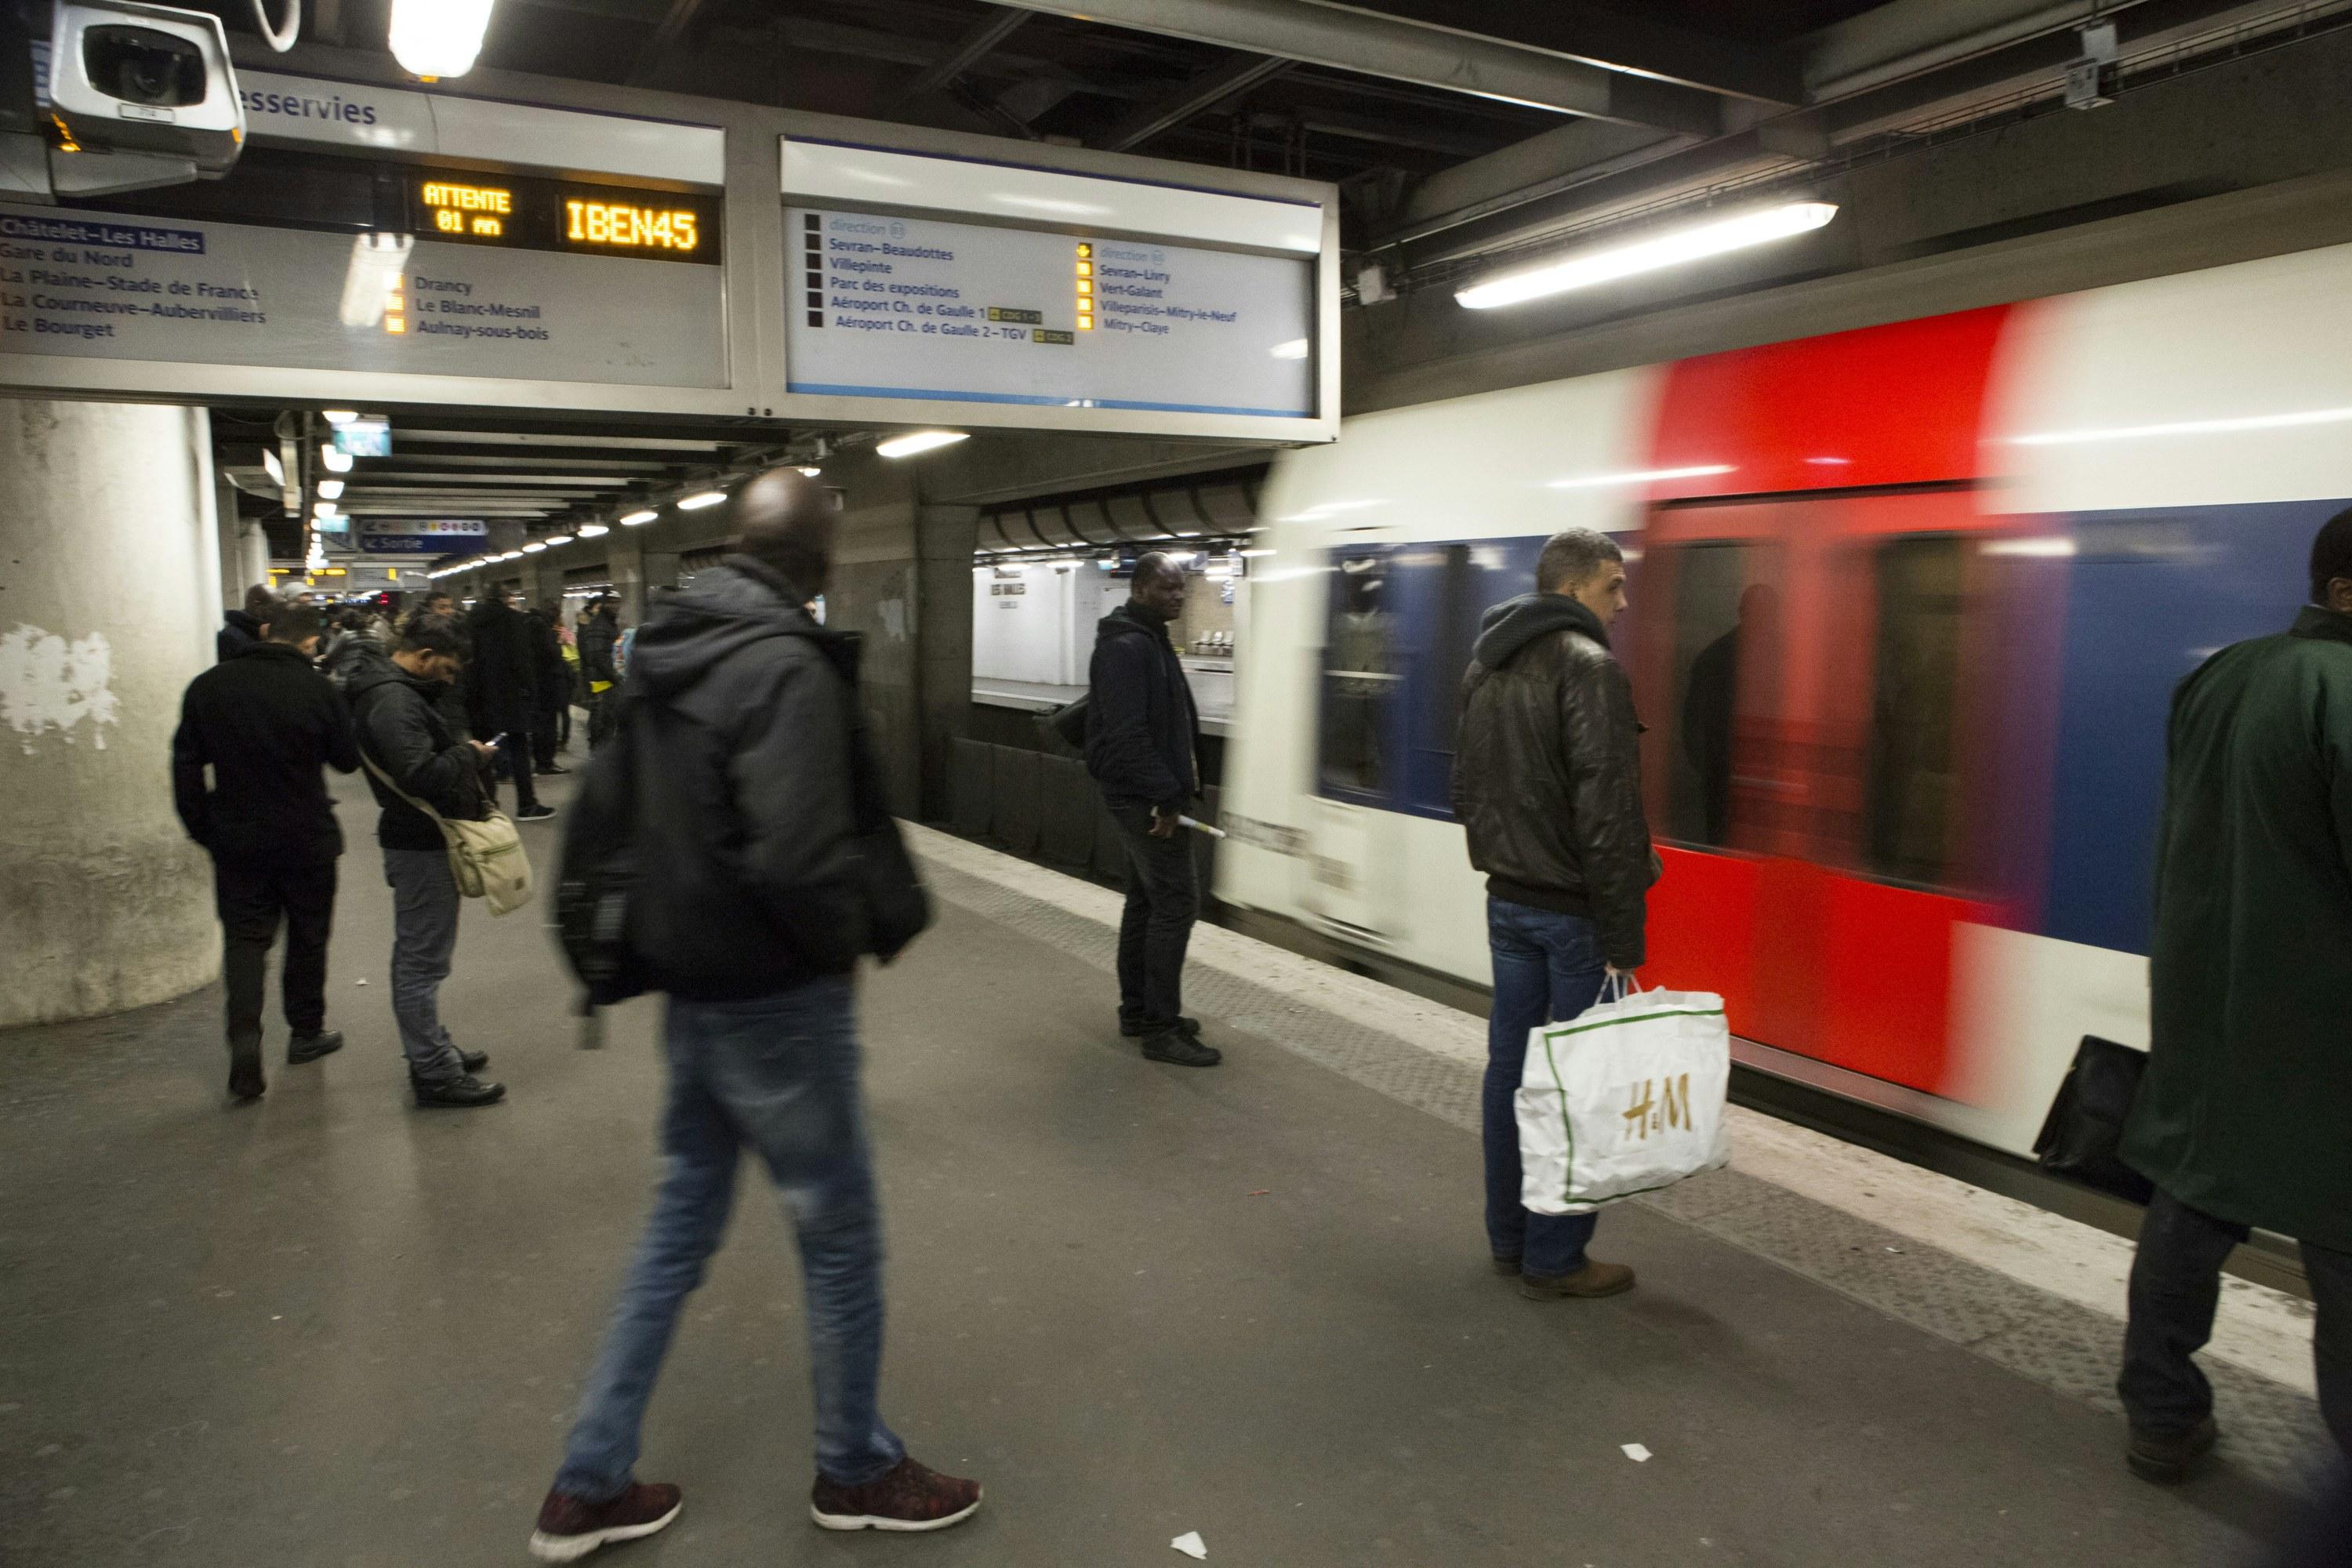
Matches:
[227,1037,265,1102]
[412,1073,506,1109]
[2126,1415,2217,1483]
[288,1029,344,1064]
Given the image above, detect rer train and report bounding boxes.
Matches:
[1218,241,2352,1160]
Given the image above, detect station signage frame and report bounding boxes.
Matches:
[0,55,1339,447]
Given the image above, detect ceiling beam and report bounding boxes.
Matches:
[1299,0,1802,104]
[893,9,1031,104]
[1802,0,2162,103]
[1096,53,1292,152]
[1380,119,1694,247]
[981,0,1726,135]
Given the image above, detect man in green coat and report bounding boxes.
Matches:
[2118,510,2352,1483]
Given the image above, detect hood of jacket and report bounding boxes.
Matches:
[223,608,262,637]
[1096,601,1171,645]
[629,556,818,700]
[341,641,437,706]
[1472,593,1608,670]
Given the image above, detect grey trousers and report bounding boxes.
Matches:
[383,848,465,1083]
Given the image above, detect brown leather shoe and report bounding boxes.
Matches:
[1518,1260,1636,1300]
[811,1456,982,1533]
[528,1481,681,1561]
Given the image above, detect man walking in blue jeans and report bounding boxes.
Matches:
[528,470,968,1562]
[1452,528,1657,1301]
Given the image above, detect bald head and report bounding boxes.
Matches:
[731,468,837,597]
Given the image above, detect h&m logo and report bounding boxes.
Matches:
[1621,1074,1692,1142]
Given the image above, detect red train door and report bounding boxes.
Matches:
[1633,485,2005,1095]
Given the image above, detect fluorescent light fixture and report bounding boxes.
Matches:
[499,550,523,561]
[313,501,339,519]
[577,523,610,538]
[320,445,354,474]
[543,535,572,547]
[876,430,969,459]
[1546,464,1733,491]
[2007,405,2352,446]
[322,409,358,425]
[619,508,659,526]
[521,542,546,554]
[390,0,495,79]
[1270,338,1309,360]
[677,490,726,511]
[1457,201,1838,310]
[261,448,284,486]
[316,478,345,500]
[797,466,823,477]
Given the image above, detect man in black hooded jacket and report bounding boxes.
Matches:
[532,470,973,1560]
[216,583,278,663]
[1452,527,1656,1303]
[1083,552,1218,1068]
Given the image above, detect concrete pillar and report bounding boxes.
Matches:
[524,553,565,615]
[916,504,978,821]
[212,471,269,619]
[607,527,679,627]
[0,401,224,1028]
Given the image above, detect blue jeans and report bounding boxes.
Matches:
[554,976,905,1498]
[1483,897,1608,1279]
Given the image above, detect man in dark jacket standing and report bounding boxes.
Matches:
[466,585,554,820]
[172,601,358,1102]
[347,615,504,1109]
[1084,552,1218,1068]
[2117,510,2352,1481]
[525,604,570,777]
[579,595,621,750]
[530,470,972,1561]
[1453,528,1653,1301]
[216,583,278,663]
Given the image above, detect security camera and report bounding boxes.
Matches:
[45,0,241,177]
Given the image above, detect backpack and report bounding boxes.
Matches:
[553,691,646,1014]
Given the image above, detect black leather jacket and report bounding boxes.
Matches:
[1451,593,1656,968]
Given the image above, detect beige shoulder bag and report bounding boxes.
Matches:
[360,747,535,916]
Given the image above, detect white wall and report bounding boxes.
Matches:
[973,563,1127,687]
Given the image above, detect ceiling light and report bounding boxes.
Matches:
[320,445,354,474]
[797,466,822,477]
[677,490,726,510]
[543,535,572,546]
[499,550,522,561]
[577,523,610,538]
[322,409,358,424]
[619,508,659,526]
[876,430,969,459]
[314,500,339,519]
[521,542,546,554]
[1456,201,1838,310]
[390,0,495,80]
[317,478,345,500]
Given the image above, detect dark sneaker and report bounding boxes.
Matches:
[1491,1256,1523,1277]
[227,1040,264,1103]
[287,1029,344,1064]
[2126,1415,2218,1483]
[528,1481,681,1562]
[1519,1260,1635,1300]
[458,1047,489,1073]
[1142,1027,1221,1067]
[535,764,569,775]
[517,804,557,822]
[1121,1014,1201,1039]
[413,1073,506,1109]
[811,1456,981,1534]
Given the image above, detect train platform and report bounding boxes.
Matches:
[0,773,2333,1567]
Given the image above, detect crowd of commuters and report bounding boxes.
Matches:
[164,489,2350,1559]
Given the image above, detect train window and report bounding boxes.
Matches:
[1658,543,1773,848]
[1862,535,1965,886]
[1317,552,1399,798]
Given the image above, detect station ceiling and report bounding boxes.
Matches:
[194,0,2352,564]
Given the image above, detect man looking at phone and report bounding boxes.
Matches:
[347,614,506,1108]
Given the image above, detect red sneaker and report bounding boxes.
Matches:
[811,1456,982,1533]
[528,1481,682,1561]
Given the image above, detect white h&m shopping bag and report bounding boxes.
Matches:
[1516,979,1732,1215]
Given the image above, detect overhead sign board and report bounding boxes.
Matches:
[779,134,1335,441]
[357,519,485,554]
[0,200,727,388]
[786,208,1312,418]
